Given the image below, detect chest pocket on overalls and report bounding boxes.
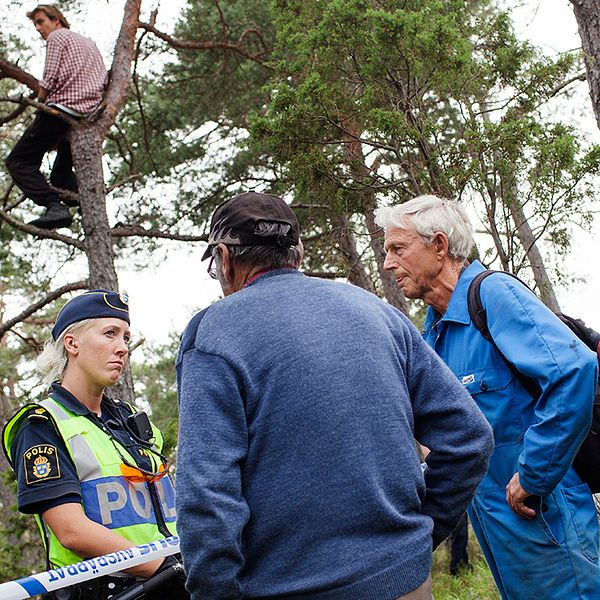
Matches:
[460,366,523,444]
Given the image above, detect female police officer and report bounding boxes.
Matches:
[2,290,187,599]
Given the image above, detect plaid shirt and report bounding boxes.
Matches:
[40,28,107,114]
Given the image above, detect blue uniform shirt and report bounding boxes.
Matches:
[11,383,154,515]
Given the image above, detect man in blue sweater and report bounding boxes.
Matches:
[176,192,494,600]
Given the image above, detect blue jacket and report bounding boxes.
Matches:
[423,260,600,599]
[176,269,493,600]
[423,260,596,494]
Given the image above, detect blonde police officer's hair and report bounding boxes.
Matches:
[37,319,94,387]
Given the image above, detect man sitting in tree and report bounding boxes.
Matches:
[5,4,107,230]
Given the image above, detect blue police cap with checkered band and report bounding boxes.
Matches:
[52,290,130,340]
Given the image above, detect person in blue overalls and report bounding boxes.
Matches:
[3,290,187,599]
[375,194,600,599]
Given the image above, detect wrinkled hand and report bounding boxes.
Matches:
[506,472,535,519]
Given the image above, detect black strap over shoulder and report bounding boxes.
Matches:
[467,268,600,492]
[467,269,540,399]
[467,269,533,341]
[467,270,494,343]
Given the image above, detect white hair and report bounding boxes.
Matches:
[36,319,95,388]
[374,194,474,262]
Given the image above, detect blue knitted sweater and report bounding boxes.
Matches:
[176,270,493,599]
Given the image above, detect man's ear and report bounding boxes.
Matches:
[295,239,305,267]
[218,244,234,284]
[432,232,449,259]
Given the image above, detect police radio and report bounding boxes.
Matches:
[126,411,153,443]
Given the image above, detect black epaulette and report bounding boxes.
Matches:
[27,407,49,423]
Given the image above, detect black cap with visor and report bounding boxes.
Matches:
[202,192,300,261]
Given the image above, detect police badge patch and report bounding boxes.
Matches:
[24,444,61,485]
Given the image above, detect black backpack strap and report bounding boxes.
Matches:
[466,270,498,343]
[467,269,541,399]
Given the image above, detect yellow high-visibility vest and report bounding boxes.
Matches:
[3,397,177,568]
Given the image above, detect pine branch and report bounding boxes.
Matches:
[0,209,86,249]
[111,224,207,242]
[0,102,27,126]
[137,21,271,67]
[548,71,587,98]
[303,271,341,279]
[0,95,78,125]
[0,57,39,93]
[106,174,142,194]
[0,280,89,340]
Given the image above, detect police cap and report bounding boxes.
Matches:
[52,290,130,340]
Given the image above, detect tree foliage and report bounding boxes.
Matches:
[133,336,179,462]
[249,0,599,305]
[122,0,600,310]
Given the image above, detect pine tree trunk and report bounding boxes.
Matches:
[500,152,560,311]
[340,125,409,314]
[487,104,560,311]
[69,126,118,290]
[69,125,135,403]
[508,200,561,311]
[332,214,376,293]
[571,0,600,130]
[65,0,143,404]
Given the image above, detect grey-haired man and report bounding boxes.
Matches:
[376,194,600,600]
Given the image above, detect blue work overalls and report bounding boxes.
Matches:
[423,260,600,599]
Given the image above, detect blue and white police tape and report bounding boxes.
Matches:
[0,535,180,600]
